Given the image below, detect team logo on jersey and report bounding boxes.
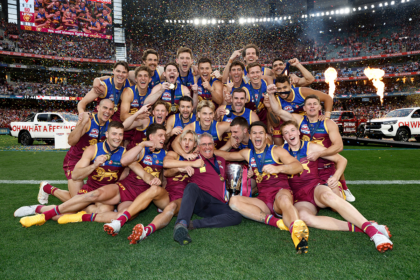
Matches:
[226,118,233,123]
[162,92,171,101]
[284,105,294,112]
[89,128,99,137]
[250,157,257,167]
[144,155,153,165]
[198,87,203,95]
[131,99,139,107]
[301,124,310,134]
[295,104,300,109]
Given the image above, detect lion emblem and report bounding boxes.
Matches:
[89,139,98,146]
[173,174,189,182]
[92,167,118,181]
[254,169,277,183]
[137,166,161,180]
[311,137,325,147]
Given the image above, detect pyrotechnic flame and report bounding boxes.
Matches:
[364,67,385,105]
[324,67,338,99]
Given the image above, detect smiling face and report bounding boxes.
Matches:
[230,124,247,143]
[198,62,212,81]
[179,100,193,120]
[198,135,214,159]
[165,65,179,84]
[272,60,285,76]
[244,47,259,65]
[112,65,128,86]
[197,107,214,127]
[106,127,124,149]
[248,66,262,85]
[97,99,114,122]
[149,128,166,149]
[250,125,266,150]
[180,132,196,154]
[176,52,192,73]
[281,124,300,147]
[152,104,168,124]
[232,91,246,113]
[136,70,151,90]
[303,98,322,118]
[230,65,244,84]
[143,53,158,72]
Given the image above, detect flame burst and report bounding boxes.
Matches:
[364,67,385,105]
[324,67,338,99]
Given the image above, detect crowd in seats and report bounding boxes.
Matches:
[0,82,89,97]
[0,108,32,128]
[0,21,115,59]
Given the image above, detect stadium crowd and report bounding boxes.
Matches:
[0,82,89,97]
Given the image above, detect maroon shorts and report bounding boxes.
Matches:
[165,182,186,202]
[63,154,80,180]
[293,180,322,211]
[77,184,97,195]
[318,165,336,185]
[258,183,291,215]
[117,178,149,202]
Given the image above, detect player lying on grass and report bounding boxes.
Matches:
[266,83,355,202]
[279,120,393,253]
[214,122,310,254]
[16,123,167,228]
[104,129,204,244]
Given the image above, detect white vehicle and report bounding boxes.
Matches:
[10,112,78,146]
[365,107,420,142]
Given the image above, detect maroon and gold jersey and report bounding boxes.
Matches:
[86,142,125,190]
[165,155,189,201]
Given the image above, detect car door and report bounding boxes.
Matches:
[33,113,49,138]
[410,109,420,135]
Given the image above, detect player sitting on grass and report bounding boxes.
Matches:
[279,120,393,253]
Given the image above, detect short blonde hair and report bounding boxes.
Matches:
[196,100,215,113]
[179,129,198,147]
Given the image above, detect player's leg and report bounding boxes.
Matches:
[314,184,392,252]
[20,184,120,227]
[124,185,169,218]
[128,200,180,244]
[273,189,309,254]
[229,195,271,221]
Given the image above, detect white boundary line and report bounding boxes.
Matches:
[0,180,419,185]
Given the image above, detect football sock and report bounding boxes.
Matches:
[348,222,363,233]
[144,224,156,237]
[264,215,280,228]
[82,214,97,222]
[340,180,348,191]
[43,184,57,195]
[117,211,131,227]
[289,221,295,235]
[44,206,61,221]
[35,205,44,214]
[362,222,380,238]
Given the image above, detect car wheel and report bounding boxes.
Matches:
[20,131,33,146]
[394,128,410,142]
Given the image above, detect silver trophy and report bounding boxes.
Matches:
[226,163,243,201]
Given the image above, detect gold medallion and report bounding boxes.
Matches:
[225,109,230,115]
[220,176,224,181]
[105,154,111,161]
[114,106,118,112]
[171,104,177,112]
[169,83,175,89]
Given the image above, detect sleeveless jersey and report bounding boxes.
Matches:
[243,79,268,125]
[243,66,269,77]
[126,85,151,115]
[123,147,166,187]
[222,105,252,124]
[160,82,185,115]
[172,113,196,128]
[282,141,321,192]
[86,142,125,190]
[65,114,109,161]
[196,77,217,102]
[177,68,194,88]
[36,12,47,22]
[228,78,248,94]
[165,155,189,194]
[193,121,221,147]
[149,69,162,90]
[278,87,305,114]
[127,116,155,150]
[298,116,333,169]
[101,77,132,122]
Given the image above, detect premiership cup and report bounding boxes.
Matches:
[226,163,243,200]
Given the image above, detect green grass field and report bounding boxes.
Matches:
[1,135,419,279]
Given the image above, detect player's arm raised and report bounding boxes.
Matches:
[211,80,224,105]
[72,145,105,180]
[263,147,303,175]
[222,49,242,83]
[122,104,151,131]
[300,87,333,120]
[68,112,90,146]
[144,83,169,105]
[119,88,134,122]
[266,84,300,122]
[289,58,315,87]
[121,140,155,166]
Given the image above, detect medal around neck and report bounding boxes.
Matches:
[169,83,175,89]
[225,109,230,115]
[171,104,177,112]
